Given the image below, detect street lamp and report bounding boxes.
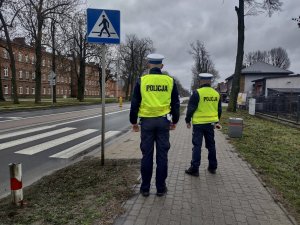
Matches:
[292,16,300,28]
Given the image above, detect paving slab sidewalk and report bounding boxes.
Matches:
[99,118,297,225]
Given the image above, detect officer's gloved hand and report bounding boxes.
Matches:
[170,123,176,130]
[214,123,222,130]
[132,124,139,132]
[186,123,191,129]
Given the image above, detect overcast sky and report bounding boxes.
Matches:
[87,0,300,90]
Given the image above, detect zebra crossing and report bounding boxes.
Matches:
[0,125,121,159]
[0,116,23,122]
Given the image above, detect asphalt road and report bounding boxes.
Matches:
[0,103,131,198]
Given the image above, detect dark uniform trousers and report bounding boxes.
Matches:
[191,123,217,171]
[140,116,170,192]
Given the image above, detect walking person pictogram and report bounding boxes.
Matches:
[99,15,110,37]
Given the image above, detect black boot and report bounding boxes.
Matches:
[185,167,199,177]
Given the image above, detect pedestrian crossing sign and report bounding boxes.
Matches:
[87,8,120,44]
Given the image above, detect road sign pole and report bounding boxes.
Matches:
[87,8,120,166]
[101,44,106,166]
[51,82,53,106]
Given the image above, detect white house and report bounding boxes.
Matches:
[252,74,300,97]
[225,62,293,97]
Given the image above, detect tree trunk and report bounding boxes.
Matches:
[0,65,5,101]
[77,57,85,101]
[51,20,57,103]
[125,73,131,100]
[0,12,19,104]
[35,16,43,104]
[129,73,136,100]
[71,52,77,98]
[228,0,245,112]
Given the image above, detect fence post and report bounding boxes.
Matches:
[297,95,300,124]
[9,163,23,206]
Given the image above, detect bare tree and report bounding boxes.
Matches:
[0,0,20,103]
[244,50,268,66]
[173,77,190,97]
[227,0,282,112]
[70,13,88,101]
[89,44,117,98]
[245,47,290,69]
[16,0,77,103]
[119,34,154,100]
[189,40,219,90]
[43,1,78,103]
[269,47,290,69]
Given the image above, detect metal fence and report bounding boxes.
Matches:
[255,95,300,124]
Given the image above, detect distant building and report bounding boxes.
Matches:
[252,74,300,97]
[225,62,293,98]
[216,81,228,102]
[0,37,124,99]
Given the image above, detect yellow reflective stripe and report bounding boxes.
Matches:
[139,105,170,117]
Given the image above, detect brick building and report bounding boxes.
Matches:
[0,37,123,100]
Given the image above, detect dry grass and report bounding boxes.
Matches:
[0,158,140,225]
[0,98,118,111]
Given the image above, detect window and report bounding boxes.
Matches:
[4,67,8,77]
[43,87,46,95]
[26,87,29,94]
[18,52,22,62]
[25,71,29,79]
[32,72,35,80]
[56,88,59,94]
[48,60,51,67]
[61,89,63,94]
[42,74,46,81]
[19,70,23,79]
[32,87,35,94]
[42,59,45,66]
[31,56,35,64]
[56,76,59,83]
[4,85,8,94]
[3,50,8,59]
[25,55,29,63]
[19,87,23,94]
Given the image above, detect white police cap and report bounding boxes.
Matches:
[199,73,213,79]
[147,53,164,64]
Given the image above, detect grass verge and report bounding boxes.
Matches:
[220,108,300,223]
[0,98,119,111]
[0,158,140,225]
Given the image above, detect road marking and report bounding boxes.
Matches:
[0,117,22,120]
[16,129,98,155]
[0,105,129,123]
[0,125,55,140]
[52,109,130,127]
[0,127,75,150]
[50,130,120,159]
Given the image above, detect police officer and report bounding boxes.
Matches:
[185,73,222,177]
[130,53,180,197]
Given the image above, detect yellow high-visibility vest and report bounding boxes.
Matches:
[138,74,173,117]
[192,87,220,124]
